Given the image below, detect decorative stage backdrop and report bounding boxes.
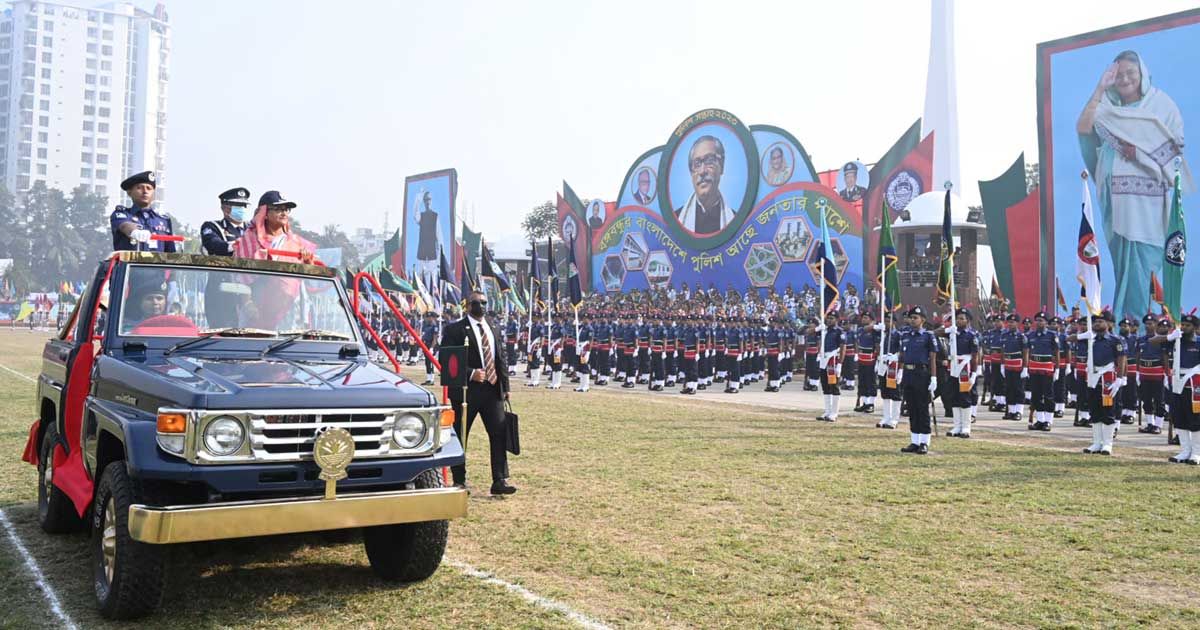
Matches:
[1038,9,1198,318]
[560,109,865,297]
[402,169,458,292]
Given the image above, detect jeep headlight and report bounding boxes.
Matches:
[393,413,428,449]
[203,416,245,456]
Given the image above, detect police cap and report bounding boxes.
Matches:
[1034,311,1048,321]
[1182,314,1200,326]
[1142,313,1156,324]
[219,187,251,206]
[1100,310,1115,323]
[1006,313,1020,322]
[907,306,926,318]
[258,190,297,209]
[956,307,973,320]
[120,171,156,191]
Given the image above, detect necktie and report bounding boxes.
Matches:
[478,323,497,385]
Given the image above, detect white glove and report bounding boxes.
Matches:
[131,228,152,244]
[1076,331,1095,341]
[1166,329,1182,341]
[928,379,938,394]
[1107,377,1126,397]
[835,363,842,377]
[872,323,884,332]
[875,360,887,377]
[1021,368,1029,379]
[942,326,954,335]
[1000,364,1006,376]
[815,324,826,333]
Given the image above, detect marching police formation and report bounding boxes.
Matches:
[102,171,1200,465]
[417,289,1199,463]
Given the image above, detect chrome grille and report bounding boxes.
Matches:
[253,413,390,458]
[250,412,393,460]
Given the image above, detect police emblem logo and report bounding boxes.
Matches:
[238,189,247,198]
[313,427,354,499]
[1165,231,1186,266]
[147,172,156,182]
[885,170,922,212]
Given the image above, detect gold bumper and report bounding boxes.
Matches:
[127,487,468,544]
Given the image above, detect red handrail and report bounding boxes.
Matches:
[350,271,445,403]
[150,234,185,242]
[266,248,326,267]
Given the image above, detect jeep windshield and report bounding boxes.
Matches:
[118,264,358,341]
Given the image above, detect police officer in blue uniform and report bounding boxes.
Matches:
[200,187,252,328]
[1135,316,1169,435]
[1155,314,1199,464]
[939,307,980,438]
[1000,313,1028,421]
[815,311,845,421]
[1026,311,1061,431]
[110,171,177,252]
[1080,311,1127,455]
[574,314,593,392]
[421,311,439,384]
[200,187,251,256]
[900,306,938,454]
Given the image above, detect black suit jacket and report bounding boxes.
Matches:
[440,317,510,397]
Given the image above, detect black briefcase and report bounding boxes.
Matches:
[504,401,521,456]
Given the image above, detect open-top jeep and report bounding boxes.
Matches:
[21,251,466,619]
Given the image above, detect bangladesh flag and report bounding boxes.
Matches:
[383,229,403,275]
[877,200,901,312]
[1163,170,1186,319]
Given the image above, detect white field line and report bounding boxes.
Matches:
[0,362,36,383]
[0,509,79,630]
[0,362,605,628]
[446,559,613,630]
[0,362,77,628]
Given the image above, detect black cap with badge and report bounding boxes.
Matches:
[120,171,156,191]
[219,187,251,206]
[258,190,297,209]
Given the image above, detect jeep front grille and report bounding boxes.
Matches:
[251,413,392,459]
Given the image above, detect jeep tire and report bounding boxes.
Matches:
[362,468,449,582]
[37,425,82,533]
[92,461,166,619]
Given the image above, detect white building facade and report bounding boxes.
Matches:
[0,0,169,201]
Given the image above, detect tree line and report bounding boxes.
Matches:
[0,182,363,297]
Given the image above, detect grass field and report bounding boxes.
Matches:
[1,328,1198,629]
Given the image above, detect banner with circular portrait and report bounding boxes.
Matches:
[586,109,866,299]
[657,109,759,249]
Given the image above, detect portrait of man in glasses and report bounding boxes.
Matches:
[674,135,735,235]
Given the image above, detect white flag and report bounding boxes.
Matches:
[1076,178,1102,316]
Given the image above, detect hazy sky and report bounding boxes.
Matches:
[164,0,1196,252]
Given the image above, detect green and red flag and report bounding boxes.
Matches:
[1163,168,1186,319]
[877,199,901,312]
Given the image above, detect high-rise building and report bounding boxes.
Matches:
[0,1,169,201]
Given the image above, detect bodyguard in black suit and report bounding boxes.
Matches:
[441,290,516,496]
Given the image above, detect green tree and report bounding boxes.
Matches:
[66,185,111,264]
[316,224,362,268]
[0,185,18,258]
[26,182,87,288]
[521,201,557,244]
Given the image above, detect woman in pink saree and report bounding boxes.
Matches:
[232,191,318,329]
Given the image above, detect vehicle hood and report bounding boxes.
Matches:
[94,353,438,411]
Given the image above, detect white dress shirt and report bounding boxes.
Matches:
[468,315,495,380]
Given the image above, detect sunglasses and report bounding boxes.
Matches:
[268,206,293,214]
[469,300,488,306]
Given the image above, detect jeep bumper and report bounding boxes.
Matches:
[127,486,467,544]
